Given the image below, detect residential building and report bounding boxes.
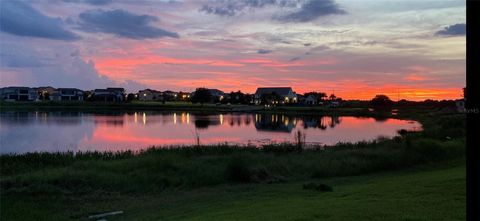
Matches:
[163,90,178,98]
[208,89,226,101]
[329,101,341,108]
[304,95,318,105]
[92,88,125,102]
[50,88,84,101]
[178,91,191,101]
[0,87,38,101]
[189,88,226,102]
[254,87,297,104]
[36,86,56,98]
[138,89,164,101]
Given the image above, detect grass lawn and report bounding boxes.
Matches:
[1,162,465,221]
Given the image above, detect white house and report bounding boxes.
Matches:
[0,87,38,101]
[50,88,84,101]
[254,87,297,104]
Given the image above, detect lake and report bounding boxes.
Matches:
[0,111,422,153]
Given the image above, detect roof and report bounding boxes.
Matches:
[106,87,125,91]
[1,86,32,89]
[139,89,162,93]
[95,88,125,93]
[37,86,56,90]
[254,87,293,96]
[208,89,224,94]
[94,89,109,92]
[56,88,83,91]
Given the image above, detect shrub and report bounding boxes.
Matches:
[225,156,252,183]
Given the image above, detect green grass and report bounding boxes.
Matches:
[0,136,466,191]
[1,162,465,221]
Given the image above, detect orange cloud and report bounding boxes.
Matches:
[404,73,428,81]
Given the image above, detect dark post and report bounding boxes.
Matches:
[466,1,479,220]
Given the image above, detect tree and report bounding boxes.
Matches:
[191,88,212,106]
[304,92,328,102]
[370,95,393,109]
[39,92,50,101]
[228,90,247,104]
[463,87,466,100]
[126,93,137,102]
[318,92,327,101]
[329,94,337,100]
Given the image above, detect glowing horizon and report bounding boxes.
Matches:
[0,0,465,101]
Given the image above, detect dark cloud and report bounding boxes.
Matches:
[63,0,113,5]
[200,0,297,16]
[277,0,346,22]
[85,0,112,5]
[304,45,328,56]
[0,1,79,41]
[435,23,466,36]
[289,56,301,61]
[257,49,272,54]
[200,4,237,16]
[77,9,179,39]
[311,45,330,51]
[333,40,378,47]
[304,43,311,46]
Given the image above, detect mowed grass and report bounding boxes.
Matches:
[1,162,465,221]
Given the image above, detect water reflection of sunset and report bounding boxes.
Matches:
[0,112,422,153]
[76,112,422,152]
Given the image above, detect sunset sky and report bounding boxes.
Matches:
[0,0,465,100]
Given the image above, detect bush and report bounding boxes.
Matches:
[225,156,253,183]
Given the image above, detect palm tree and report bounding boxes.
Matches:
[329,94,336,101]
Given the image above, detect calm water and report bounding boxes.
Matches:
[0,111,422,153]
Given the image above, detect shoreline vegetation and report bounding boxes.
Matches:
[0,100,450,118]
[0,105,466,220]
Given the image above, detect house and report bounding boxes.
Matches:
[37,86,55,96]
[178,91,191,101]
[50,88,84,101]
[329,101,341,108]
[0,87,38,101]
[254,87,297,105]
[207,89,226,101]
[92,88,125,102]
[138,89,164,101]
[304,95,318,105]
[189,88,226,102]
[163,90,178,98]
